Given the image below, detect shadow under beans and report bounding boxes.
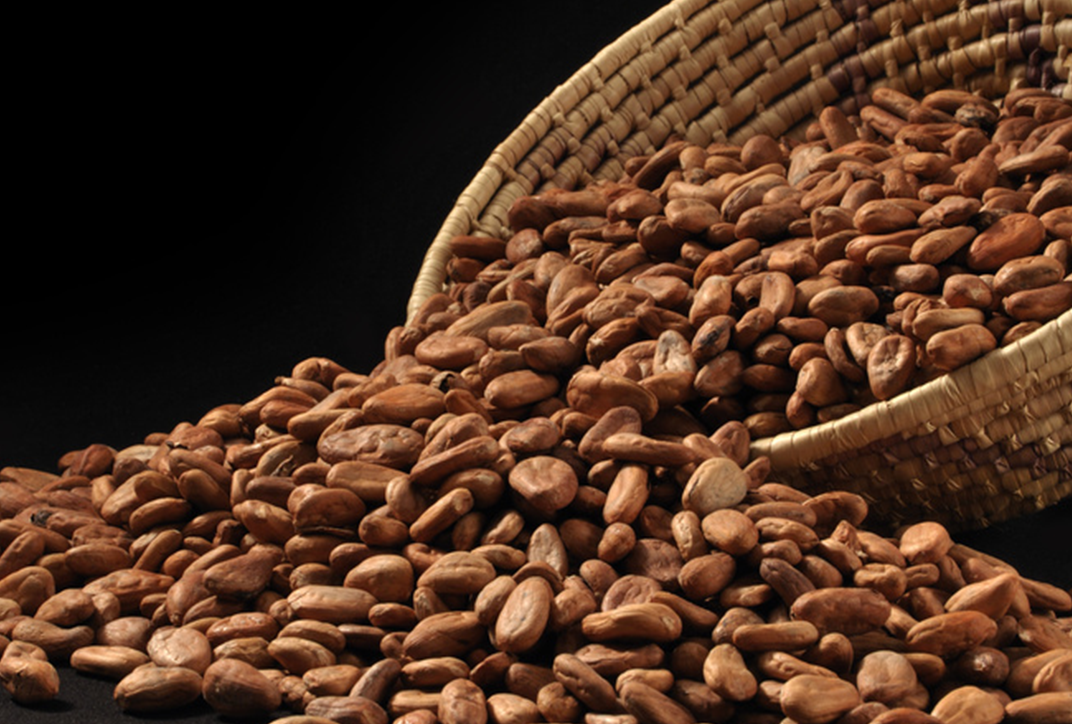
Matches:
[954,496,1072,590]
[2,665,292,724]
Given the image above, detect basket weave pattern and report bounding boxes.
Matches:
[407,0,1072,531]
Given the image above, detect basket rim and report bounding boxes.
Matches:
[407,0,1071,324]
[406,0,705,324]
[749,308,1072,466]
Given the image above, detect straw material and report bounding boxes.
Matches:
[751,309,1072,530]
[405,0,1072,531]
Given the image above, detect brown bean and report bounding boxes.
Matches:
[925,323,997,371]
[440,677,489,724]
[69,645,151,680]
[494,575,553,653]
[0,655,61,704]
[508,455,579,514]
[114,664,204,713]
[202,657,283,717]
[779,675,862,724]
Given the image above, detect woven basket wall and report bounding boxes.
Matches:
[405,0,1072,532]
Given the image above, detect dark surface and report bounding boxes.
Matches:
[3,3,1070,722]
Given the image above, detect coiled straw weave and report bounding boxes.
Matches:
[406,0,1072,531]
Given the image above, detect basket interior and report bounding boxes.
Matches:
[409,0,1070,320]
[404,0,1072,531]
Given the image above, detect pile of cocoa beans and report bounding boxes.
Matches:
[438,85,1072,438]
[1,87,1070,723]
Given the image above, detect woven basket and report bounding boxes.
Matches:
[405,0,1072,532]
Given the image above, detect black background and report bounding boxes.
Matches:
[3,3,1069,722]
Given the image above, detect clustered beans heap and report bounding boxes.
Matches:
[0,87,1070,724]
[441,85,1072,439]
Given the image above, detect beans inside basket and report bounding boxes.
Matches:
[1,89,1071,722]
[438,84,1072,440]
